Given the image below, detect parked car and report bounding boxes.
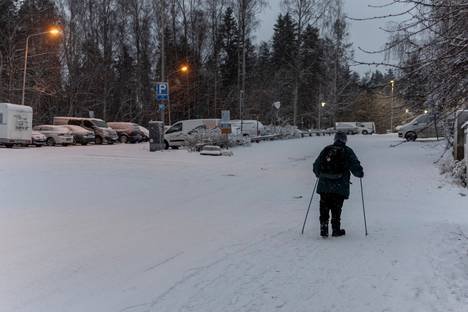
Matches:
[0,103,32,148]
[53,117,118,144]
[396,113,444,141]
[63,125,95,145]
[137,125,150,142]
[164,119,220,149]
[33,125,74,146]
[230,120,265,137]
[108,122,143,143]
[31,130,47,147]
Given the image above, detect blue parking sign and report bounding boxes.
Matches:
[156,82,169,101]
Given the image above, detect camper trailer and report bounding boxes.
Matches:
[0,103,33,147]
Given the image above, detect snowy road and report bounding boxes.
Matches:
[1,136,467,312]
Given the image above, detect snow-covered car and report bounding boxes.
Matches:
[62,125,95,145]
[53,117,118,145]
[31,130,47,147]
[108,122,144,143]
[33,125,74,146]
[200,145,222,156]
[137,125,150,142]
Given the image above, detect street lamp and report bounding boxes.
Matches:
[166,64,189,124]
[390,80,395,132]
[21,27,62,105]
[318,102,326,129]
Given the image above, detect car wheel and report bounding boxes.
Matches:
[62,143,69,147]
[171,146,179,150]
[82,142,88,146]
[5,144,14,148]
[46,138,56,146]
[108,141,114,145]
[119,135,128,144]
[362,130,368,135]
[95,136,103,145]
[35,144,42,147]
[164,140,169,150]
[405,132,417,141]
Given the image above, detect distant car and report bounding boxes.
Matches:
[33,125,74,146]
[137,125,150,142]
[63,125,95,145]
[31,130,47,147]
[108,122,143,143]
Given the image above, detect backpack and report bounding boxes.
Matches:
[319,145,346,179]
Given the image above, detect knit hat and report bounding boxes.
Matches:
[334,131,347,144]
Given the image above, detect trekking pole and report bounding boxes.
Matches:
[360,178,368,236]
[301,178,319,235]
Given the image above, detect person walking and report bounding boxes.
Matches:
[313,131,364,237]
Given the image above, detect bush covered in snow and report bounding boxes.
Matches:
[185,128,250,152]
[439,154,467,187]
[263,125,302,139]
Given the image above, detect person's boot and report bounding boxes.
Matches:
[320,223,329,237]
[332,228,346,237]
[332,221,345,237]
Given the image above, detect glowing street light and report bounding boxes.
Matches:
[21,27,63,105]
[180,65,189,73]
[318,102,326,129]
[424,110,428,114]
[405,108,410,114]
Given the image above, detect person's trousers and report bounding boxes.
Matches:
[319,193,345,230]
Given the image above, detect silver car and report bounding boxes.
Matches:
[396,113,443,141]
[33,125,74,146]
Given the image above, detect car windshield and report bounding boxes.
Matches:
[94,120,108,128]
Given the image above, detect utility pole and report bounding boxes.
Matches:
[160,0,166,125]
[239,0,246,134]
[390,80,395,132]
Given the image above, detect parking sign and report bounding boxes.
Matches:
[156,82,169,101]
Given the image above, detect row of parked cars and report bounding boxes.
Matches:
[0,103,151,148]
[30,117,150,147]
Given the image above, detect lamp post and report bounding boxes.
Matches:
[390,80,395,132]
[318,102,326,129]
[166,64,189,125]
[21,27,62,105]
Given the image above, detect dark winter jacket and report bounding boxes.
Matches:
[313,141,364,199]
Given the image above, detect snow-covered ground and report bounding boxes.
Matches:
[1,135,467,312]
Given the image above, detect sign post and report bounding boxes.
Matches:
[152,82,169,152]
[220,110,231,147]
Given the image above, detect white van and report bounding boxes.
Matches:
[230,120,265,137]
[356,122,376,135]
[164,119,220,149]
[0,103,33,147]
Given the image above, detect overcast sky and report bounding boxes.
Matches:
[256,0,407,75]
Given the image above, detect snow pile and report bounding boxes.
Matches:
[439,153,467,187]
